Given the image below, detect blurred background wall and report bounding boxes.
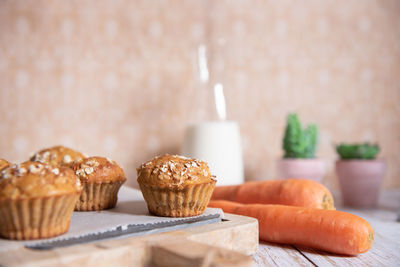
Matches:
[0,0,399,190]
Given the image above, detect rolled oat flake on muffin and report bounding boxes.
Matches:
[30,145,86,167]
[0,159,10,171]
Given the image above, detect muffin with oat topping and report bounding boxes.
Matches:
[0,161,82,240]
[71,156,126,211]
[137,154,216,217]
[0,159,10,170]
[30,145,86,167]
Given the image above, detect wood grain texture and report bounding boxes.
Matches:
[186,213,259,255]
[150,240,252,267]
[253,242,314,267]
[0,213,258,267]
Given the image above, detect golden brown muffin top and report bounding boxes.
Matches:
[137,154,216,188]
[0,161,82,200]
[0,159,10,170]
[30,145,86,166]
[71,156,126,183]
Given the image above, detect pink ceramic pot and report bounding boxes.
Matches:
[277,159,326,182]
[336,160,385,208]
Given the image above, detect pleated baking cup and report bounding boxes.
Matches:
[138,181,216,217]
[74,181,124,211]
[0,193,79,240]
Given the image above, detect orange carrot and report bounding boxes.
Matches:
[209,200,374,255]
[212,179,335,210]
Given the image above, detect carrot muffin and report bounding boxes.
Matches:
[30,145,86,167]
[0,161,82,240]
[0,159,10,170]
[137,154,217,217]
[72,157,126,211]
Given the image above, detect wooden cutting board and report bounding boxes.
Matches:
[0,213,258,267]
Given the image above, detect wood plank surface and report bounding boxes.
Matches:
[0,213,258,267]
[253,242,314,267]
[186,214,259,255]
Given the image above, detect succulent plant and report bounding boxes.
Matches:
[283,113,318,158]
[336,143,379,160]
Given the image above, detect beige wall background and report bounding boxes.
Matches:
[0,0,399,191]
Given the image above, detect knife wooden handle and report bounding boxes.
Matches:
[149,239,252,267]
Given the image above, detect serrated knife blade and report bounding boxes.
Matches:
[26,214,221,250]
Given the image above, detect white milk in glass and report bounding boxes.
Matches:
[182,121,244,186]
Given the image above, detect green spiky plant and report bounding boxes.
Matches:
[336,143,379,160]
[283,113,318,158]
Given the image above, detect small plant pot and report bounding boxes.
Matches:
[336,160,385,208]
[277,159,326,182]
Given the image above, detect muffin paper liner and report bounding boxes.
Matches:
[0,193,79,240]
[139,181,216,217]
[75,181,124,211]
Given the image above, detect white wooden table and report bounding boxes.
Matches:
[253,190,400,266]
